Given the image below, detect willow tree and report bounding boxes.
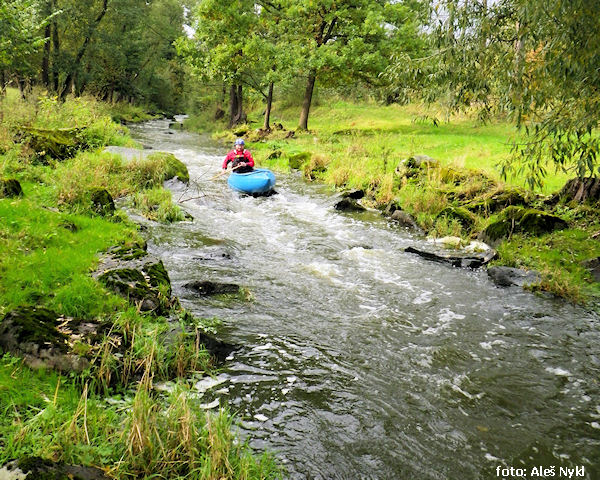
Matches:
[387,0,600,191]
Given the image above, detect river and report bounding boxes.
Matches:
[128,118,600,480]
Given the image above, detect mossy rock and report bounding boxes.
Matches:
[267,150,282,160]
[0,306,68,353]
[89,187,115,216]
[10,456,110,480]
[334,198,366,212]
[465,186,532,214]
[436,206,477,230]
[21,126,83,161]
[143,261,171,296]
[404,155,439,169]
[479,206,568,246]
[147,152,189,183]
[109,241,148,260]
[0,178,23,198]
[288,151,311,169]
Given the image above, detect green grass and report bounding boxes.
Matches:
[0,93,281,478]
[0,185,135,316]
[239,100,569,194]
[0,354,282,479]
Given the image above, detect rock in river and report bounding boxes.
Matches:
[487,266,541,288]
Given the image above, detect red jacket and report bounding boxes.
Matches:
[222,149,254,169]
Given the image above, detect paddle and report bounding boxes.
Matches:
[209,164,243,181]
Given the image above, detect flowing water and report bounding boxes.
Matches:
[128,119,600,479]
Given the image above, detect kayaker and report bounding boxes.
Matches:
[222,138,254,173]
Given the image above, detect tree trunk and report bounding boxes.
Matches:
[51,16,60,92]
[236,84,243,123]
[263,81,274,130]
[60,0,109,101]
[0,70,6,97]
[42,23,51,88]
[229,84,238,127]
[0,70,5,122]
[298,72,316,130]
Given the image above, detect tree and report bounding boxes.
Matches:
[0,0,51,96]
[177,0,259,127]
[388,0,600,189]
[278,0,417,130]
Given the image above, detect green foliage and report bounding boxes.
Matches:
[132,186,186,223]
[388,0,600,188]
[0,355,282,478]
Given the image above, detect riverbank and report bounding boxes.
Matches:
[0,93,280,478]
[187,100,600,304]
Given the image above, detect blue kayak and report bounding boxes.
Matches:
[227,168,276,195]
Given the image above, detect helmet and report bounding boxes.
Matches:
[234,138,245,146]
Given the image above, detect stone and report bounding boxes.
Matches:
[581,257,600,282]
[94,246,172,315]
[89,187,115,216]
[334,198,366,212]
[428,236,462,249]
[436,206,477,230]
[288,151,311,169]
[0,178,23,198]
[478,206,568,246]
[147,152,190,183]
[0,307,89,372]
[103,147,189,184]
[389,210,422,232]
[487,266,541,287]
[21,126,83,161]
[183,280,240,295]
[1,457,109,480]
[267,150,282,160]
[341,189,365,200]
[404,155,439,169]
[405,245,497,269]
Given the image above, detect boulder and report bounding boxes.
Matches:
[20,126,84,161]
[0,306,89,372]
[103,147,190,184]
[0,178,23,198]
[405,245,497,269]
[478,206,568,246]
[334,197,366,212]
[389,210,422,232]
[89,187,115,216]
[465,187,531,214]
[183,280,240,295]
[487,266,541,288]
[147,152,190,183]
[581,257,600,282]
[404,155,439,169]
[267,150,282,160]
[0,457,109,480]
[341,189,365,200]
[288,151,311,169]
[436,206,477,230]
[94,244,173,315]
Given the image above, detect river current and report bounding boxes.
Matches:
[128,118,599,480]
